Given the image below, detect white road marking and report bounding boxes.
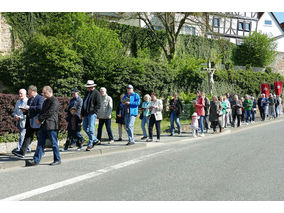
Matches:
[1,149,171,201]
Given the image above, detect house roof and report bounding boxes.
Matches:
[280,22,284,32]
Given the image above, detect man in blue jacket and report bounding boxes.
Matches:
[121,85,140,145]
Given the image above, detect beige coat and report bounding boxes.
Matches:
[150,99,163,121]
[97,94,113,119]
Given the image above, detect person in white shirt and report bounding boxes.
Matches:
[13,89,30,152]
[147,92,163,142]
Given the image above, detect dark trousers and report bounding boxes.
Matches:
[19,126,40,155]
[232,114,241,127]
[204,115,209,130]
[259,107,265,121]
[211,120,221,132]
[33,128,61,163]
[64,130,83,149]
[149,114,161,139]
[97,119,114,141]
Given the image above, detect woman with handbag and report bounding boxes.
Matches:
[140,94,151,140]
[209,96,223,134]
[147,92,163,142]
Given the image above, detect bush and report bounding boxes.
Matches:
[233,32,277,67]
[214,69,284,96]
[0,93,70,138]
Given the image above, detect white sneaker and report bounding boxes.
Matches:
[200,133,205,137]
[193,134,197,138]
[156,139,160,142]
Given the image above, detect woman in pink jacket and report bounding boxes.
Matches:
[194,91,205,137]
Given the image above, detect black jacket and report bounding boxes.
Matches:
[38,96,59,130]
[81,89,101,116]
[169,99,184,117]
[116,102,125,124]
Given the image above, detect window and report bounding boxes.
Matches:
[238,22,244,30]
[245,23,251,31]
[264,20,272,25]
[181,26,196,35]
[214,18,220,27]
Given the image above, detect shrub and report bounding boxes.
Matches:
[0,93,70,137]
[233,32,277,67]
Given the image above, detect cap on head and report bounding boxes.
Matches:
[84,80,97,88]
[72,88,79,93]
[126,84,134,89]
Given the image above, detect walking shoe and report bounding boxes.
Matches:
[86,146,93,151]
[141,136,147,140]
[93,140,101,146]
[193,134,197,138]
[108,140,114,144]
[170,133,174,136]
[178,132,181,135]
[146,139,153,142]
[156,139,160,142]
[115,138,122,141]
[200,133,205,137]
[25,160,39,167]
[49,161,61,166]
[126,142,135,146]
[212,132,217,134]
[12,150,25,158]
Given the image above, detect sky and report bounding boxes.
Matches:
[274,12,284,23]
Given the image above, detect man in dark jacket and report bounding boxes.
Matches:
[12,85,44,158]
[231,95,243,127]
[169,93,184,136]
[81,80,101,151]
[26,86,61,166]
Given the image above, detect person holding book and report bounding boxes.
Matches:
[121,85,140,145]
[12,89,30,152]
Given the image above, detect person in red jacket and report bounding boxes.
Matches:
[194,91,205,137]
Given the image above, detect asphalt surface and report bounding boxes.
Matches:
[0,118,283,201]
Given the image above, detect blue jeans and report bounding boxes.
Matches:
[198,116,204,134]
[141,116,149,137]
[83,113,98,147]
[33,128,61,163]
[170,111,181,134]
[97,119,114,141]
[245,110,251,123]
[125,114,136,142]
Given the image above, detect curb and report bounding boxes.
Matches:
[0,142,147,171]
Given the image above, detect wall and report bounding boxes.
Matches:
[0,13,12,56]
[271,52,284,75]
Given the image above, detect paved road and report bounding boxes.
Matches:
[0,119,284,201]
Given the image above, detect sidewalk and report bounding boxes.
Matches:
[1,116,283,170]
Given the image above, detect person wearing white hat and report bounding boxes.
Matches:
[81,80,101,151]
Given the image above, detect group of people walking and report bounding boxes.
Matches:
[189,91,282,137]
[11,80,283,167]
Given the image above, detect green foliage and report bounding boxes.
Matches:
[214,69,284,96]
[177,35,235,65]
[233,32,277,67]
[170,55,206,92]
[107,22,166,59]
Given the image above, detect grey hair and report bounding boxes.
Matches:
[43,86,53,94]
[144,94,151,101]
[100,87,107,92]
[19,89,27,95]
[28,85,37,92]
